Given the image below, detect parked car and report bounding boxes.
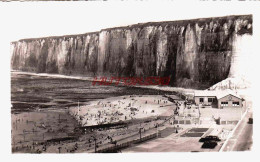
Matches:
[201,140,218,149]
[199,135,221,142]
[248,117,253,124]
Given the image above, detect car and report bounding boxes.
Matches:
[248,117,253,124]
[199,135,221,142]
[201,140,218,149]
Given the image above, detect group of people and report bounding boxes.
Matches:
[70,96,169,127]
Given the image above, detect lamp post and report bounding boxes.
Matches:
[23,129,26,142]
[156,123,159,137]
[91,136,97,153]
[198,104,201,125]
[139,127,143,140]
[240,106,243,120]
[58,146,62,153]
[77,100,80,116]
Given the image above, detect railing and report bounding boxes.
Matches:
[95,133,158,153]
[159,115,175,126]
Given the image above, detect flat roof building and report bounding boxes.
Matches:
[194,90,243,108]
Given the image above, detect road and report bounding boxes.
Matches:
[222,110,253,151]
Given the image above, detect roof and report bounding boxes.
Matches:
[216,91,242,100]
[194,90,242,100]
[194,90,217,97]
[166,95,182,100]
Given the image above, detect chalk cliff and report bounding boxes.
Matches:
[11,15,252,89]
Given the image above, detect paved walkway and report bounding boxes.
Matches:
[122,124,223,152]
[221,110,253,151]
[86,125,165,152]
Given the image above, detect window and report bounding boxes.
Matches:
[199,98,204,103]
[232,102,240,107]
[221,102,228,107]
[208,98,214,102]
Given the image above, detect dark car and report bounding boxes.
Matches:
[248,117,253,124]
[199,135,221,142]
[201,140,218,149]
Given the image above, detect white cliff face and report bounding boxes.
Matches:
[125,30,132,50]
[57,39,68,73]
[184,24,198,81]
[229,33,253,79]
[156,27,168,75]
[98,31,108,74]
[195,23,203,46]
[11,15,252,89]
[210,32,253,90]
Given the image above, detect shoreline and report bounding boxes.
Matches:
[11,70,197,93]
[11,70,252,112]
[11,70,252,99]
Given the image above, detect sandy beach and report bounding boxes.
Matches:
[69,95,175,126]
